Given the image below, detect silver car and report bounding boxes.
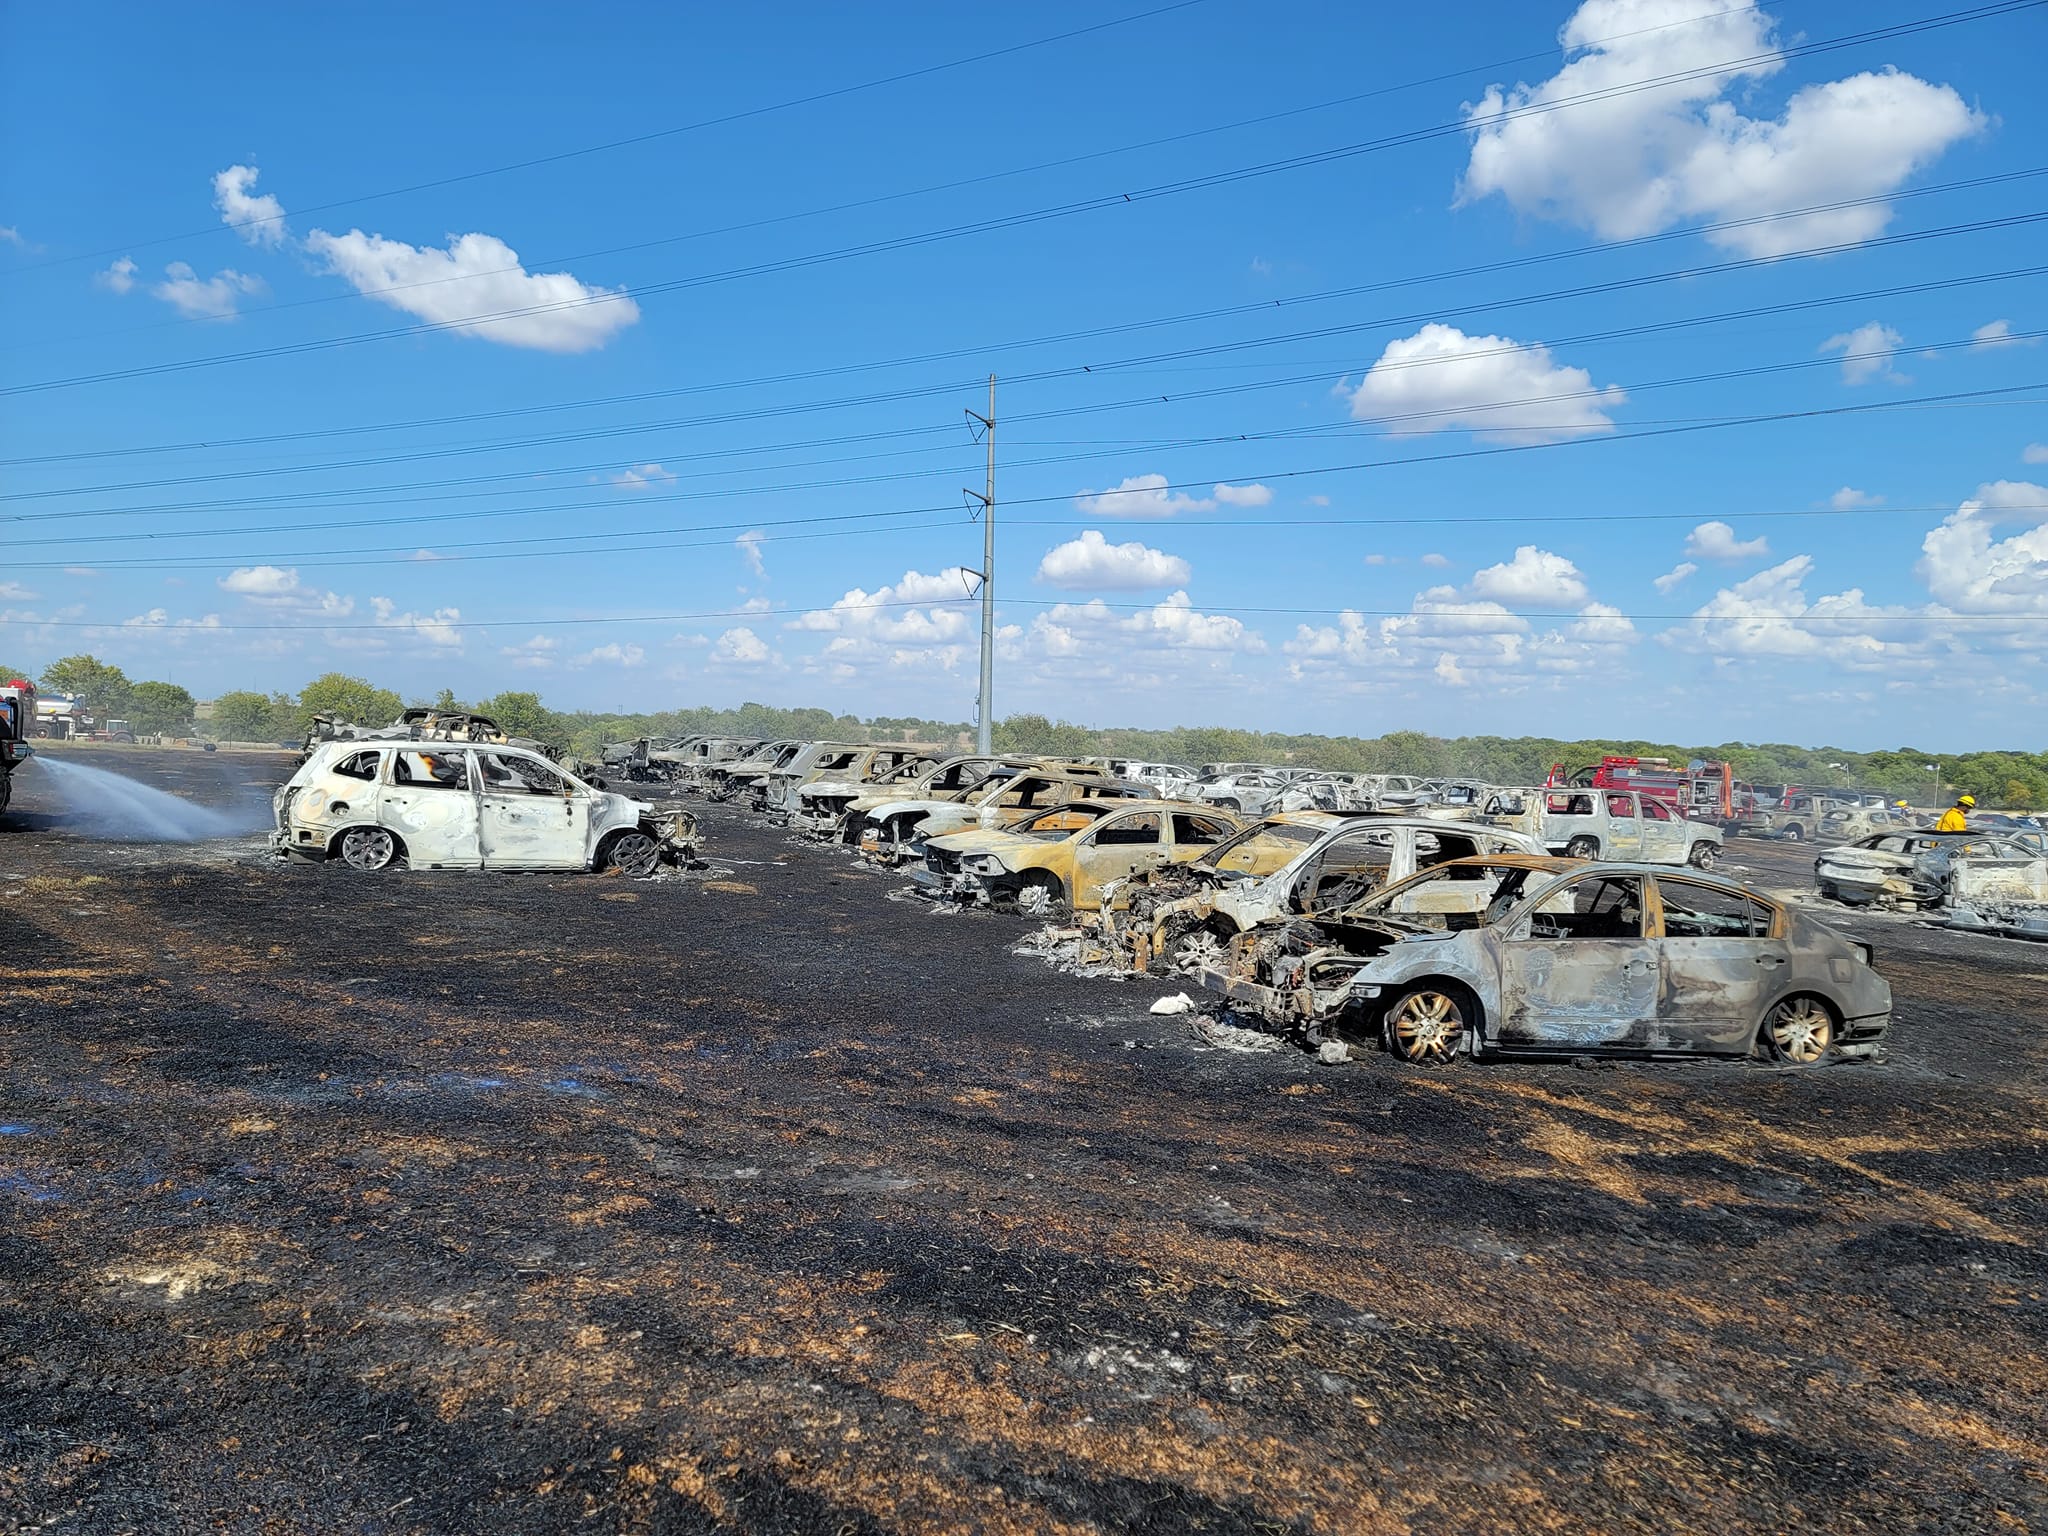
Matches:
[1197,856,1890,1067]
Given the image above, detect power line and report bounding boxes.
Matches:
[12,163,2039,470]
[5,1,1820,349]
[7,0,1216,274]
[13,382,2043,570]
[15,261,2043,526]
[6,1,2032,399]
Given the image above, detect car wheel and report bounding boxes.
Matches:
[605,830,661,877]
[338,826,398,872]
[1688,841,1719,870]
[1566,836,1599,860]
[1760,995,1835,1066]
[1385,984,1473,1065]
[1162,920,1228,977]
[1013,872,1066,918]
[1818,880,1841,902]
[1782,824,1805,843]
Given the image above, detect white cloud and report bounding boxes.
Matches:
[501,635,557,670]
[711,626,778,667]
[1363,553,1393,567]
[1035,530,1191,590]
[1653,561,1698,594]
[212,165,287,248]
[1346,323,1624,443]
[788,568,975,645]
[610,462,674,490]
[1460,1,1984,259]
[1820,322,1907,386]
[1468,545,1589,608]
[370,597,463,648]
[1074,473,1214,519]
[1674,555,1927,666]
[1030,592,1267,662]
[62,567,99,578]
[122,609,222,631]
[2025,444,2048,465]
[217,565,353,617]
[1212,482,1273,508]
[1305,494,1331,508]
[0,582,36,601]
[1420,553,1452,568]
[1829,486,1883,511]
[1917,481,2048,618]
[303,227,640,352]
[735,529,767,580]
[574,642,645,668]
[1685,520,1770,561]
[152,261,264,320]
[95,256,137,294]
[0,225,24,247]
[1970,320,2032,351]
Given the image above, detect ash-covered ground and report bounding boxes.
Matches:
[2,747,2044,1534]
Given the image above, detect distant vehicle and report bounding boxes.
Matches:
[918,800,1243,914]
[1537,789,1723,868]
[33,693,93,740]
[0,680,37,814]
[273,739,696,874]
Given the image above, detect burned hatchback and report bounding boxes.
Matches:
[1196,856,1890,1067]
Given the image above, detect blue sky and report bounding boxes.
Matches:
[2,0,2044,747]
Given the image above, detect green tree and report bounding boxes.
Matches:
[128,681,197,734]
[210,690,278,741]
[40,654,133,716]
[431,687,461,711]
[296,673,402,729]
[475,690,554,739]
[0,664,32,687]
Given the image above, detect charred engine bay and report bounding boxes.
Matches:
[3,750,2046,1534]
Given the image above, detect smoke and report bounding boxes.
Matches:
[29,756,267,842]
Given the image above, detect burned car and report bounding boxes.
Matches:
[1094,813,1548,975]
[1537,789,1723,868]
[273,739,696,874]
[1197,857,1890,1067]
[918,800,1243,913]
[798,753,1006,842]
[1815,829,2048,909]
[858,764,1142,863]
[759,742,941,817]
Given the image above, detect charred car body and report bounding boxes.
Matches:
[858,764,1146,863]
[1197,856,1890,1067]
[1090,812,1549,975]
[917,800,1244,914]
[1815,828,2048,909]
[274,739,697,874]
[1536,789,1723,869]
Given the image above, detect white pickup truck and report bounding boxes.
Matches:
[1537,788,1723,869]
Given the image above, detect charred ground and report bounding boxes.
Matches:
[2,747,2044,1534]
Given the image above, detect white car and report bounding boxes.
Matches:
[272,739,697,874]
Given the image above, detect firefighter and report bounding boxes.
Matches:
[1935,794,1974,833]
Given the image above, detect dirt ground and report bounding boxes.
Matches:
[2,747,2044,1535]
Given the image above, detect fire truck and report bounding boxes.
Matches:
[0,679,37,814]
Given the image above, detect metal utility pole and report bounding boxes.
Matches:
[966,376,996,754]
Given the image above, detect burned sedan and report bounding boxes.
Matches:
[273,739,697,874]
[917,800,1242,914]
[1815,829,2045,909]
[1196,856,1890,1067]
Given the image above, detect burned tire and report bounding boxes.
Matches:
[1160,919,1229,978]
[1781,824,1806,843]
[1688,841,1719,870]
[1566,836,1600,860]
[337,826,398,872]
[1013,872,1066,918]
[603,830,661,878]
[1384,983,1475,1066]
[1760,994,1835,1066]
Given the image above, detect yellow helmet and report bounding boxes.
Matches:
[1894,800,1908,808]
[1958,794,1976,807]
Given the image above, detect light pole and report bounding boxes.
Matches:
[1923,762,1939,807]
[1826,761,1846,789]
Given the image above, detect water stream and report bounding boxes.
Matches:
[27,755,269,842]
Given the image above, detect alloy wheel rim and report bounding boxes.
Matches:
[1770,1002,1832,1063]
[343,829,394,870]
[1393,992,1462,1062]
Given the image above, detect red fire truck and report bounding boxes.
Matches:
[1545,756,1749,823]
[0,679,37,815]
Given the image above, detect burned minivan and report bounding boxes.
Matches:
[273,739,697,874]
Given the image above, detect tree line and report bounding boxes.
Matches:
[8,654,2042,807]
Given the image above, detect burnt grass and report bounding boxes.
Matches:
[3,747,2046,1534]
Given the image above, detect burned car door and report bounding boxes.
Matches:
[1292,827,1397,915]
[1495,874,1658,1049]
[1650,876,1783,1052]
[381,748,484,868]
[475,750,588,868]
[1071,810,1166,906]
[1638,797,1688,863]
[1602,794,1647,860]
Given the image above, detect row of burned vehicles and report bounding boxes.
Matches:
[652,736,1889,1069]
